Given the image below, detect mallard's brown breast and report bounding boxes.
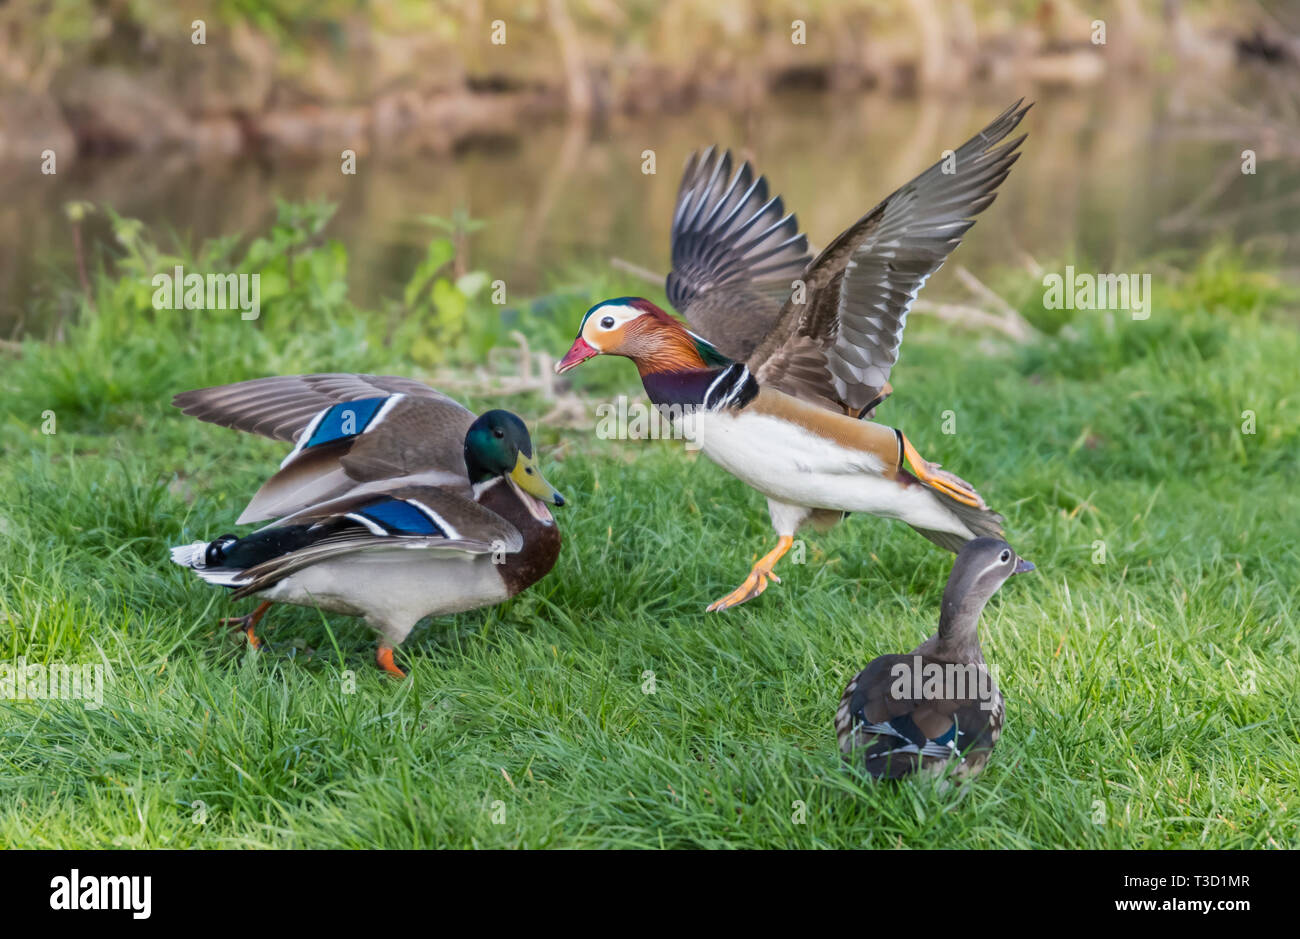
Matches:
[478,483,562,596]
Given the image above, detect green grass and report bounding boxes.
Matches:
[1,225,1298,848]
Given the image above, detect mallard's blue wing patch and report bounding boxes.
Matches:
[236,396,475,524]
[298,396,393,451]
[285,396,399,465]
[347,497,451,538]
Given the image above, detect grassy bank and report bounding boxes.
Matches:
[0,213,1297,848]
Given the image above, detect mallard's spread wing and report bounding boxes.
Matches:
[173,373,465,442]
[174,374,476,523]
[666,147,812,360]
[748,101,1030,416]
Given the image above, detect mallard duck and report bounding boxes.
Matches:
[168,374,564,677]
[835,537,1032,780]
[557,101,1029,611]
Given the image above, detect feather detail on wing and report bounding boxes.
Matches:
[173,375,477,524]
[835,654,1001,780]
[173,373,469,443]
[195,486,523,599]
[750,101,1031,416]
[666,147,812,360]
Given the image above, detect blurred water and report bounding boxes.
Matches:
[4,77,1298,335]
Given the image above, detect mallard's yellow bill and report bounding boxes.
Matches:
[510,453,565,505]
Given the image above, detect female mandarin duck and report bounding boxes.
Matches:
[168,374,564,677]
[836,537,1033,780]
[557,101,1030,612]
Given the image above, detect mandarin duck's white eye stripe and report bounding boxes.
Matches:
[585,303,644,330]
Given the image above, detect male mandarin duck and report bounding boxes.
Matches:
[557,101,1030,611]
[168,374,564,677]
[835,537,1032,780]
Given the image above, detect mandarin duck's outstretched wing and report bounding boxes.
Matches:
[665,147,813,361]
[748,101,1031,417]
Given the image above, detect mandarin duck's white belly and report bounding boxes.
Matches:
[690,407,975,538]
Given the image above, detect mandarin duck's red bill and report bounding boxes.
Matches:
[555,336,598,373]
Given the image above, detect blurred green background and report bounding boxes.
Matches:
[2,0,1298,335]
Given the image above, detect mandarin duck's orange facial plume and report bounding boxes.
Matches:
[555,298,731,377]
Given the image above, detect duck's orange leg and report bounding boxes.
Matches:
[375,644,407,679]
[899,433,985,509]
[219,600,272,650]
[707,535,794,613]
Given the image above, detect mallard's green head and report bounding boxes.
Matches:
[464,410,564,506]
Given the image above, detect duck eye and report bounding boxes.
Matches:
[600,316,615,329]
[999,550,1011,563]
[493,428,505,439]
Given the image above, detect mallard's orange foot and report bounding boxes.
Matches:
[376,645,407,679]
[706,535,794,612]
[900,435,985,509]
[219,600,272,650]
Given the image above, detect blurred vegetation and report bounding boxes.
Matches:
[1,0,1288,94]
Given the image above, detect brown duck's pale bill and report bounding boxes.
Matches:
[555,336,597,374]
[509,452,565,506]
[1013,558,1035,574]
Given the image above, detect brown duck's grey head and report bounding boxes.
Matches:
[939,537,1033,638]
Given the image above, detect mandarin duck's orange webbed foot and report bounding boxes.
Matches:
[707,535,794,612]
[219,600,272,650]
[900,434,985,509]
